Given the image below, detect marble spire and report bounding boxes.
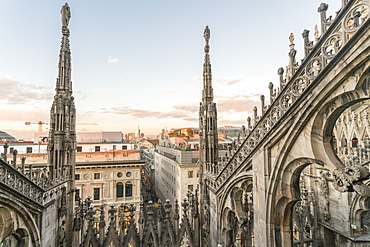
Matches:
[199,26,219,174]
[202,26,213,102]
[47,3,76,181]
[48,4,76,247]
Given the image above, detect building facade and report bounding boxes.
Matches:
[155,145,199,204]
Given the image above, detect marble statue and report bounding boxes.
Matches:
[61,3,71,27]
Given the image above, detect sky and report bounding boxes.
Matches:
[0,0,341,139]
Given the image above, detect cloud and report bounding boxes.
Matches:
[227,78,243,85]
[0,76,53,105]
[188,76,202,84]
[213,75,244,85]
[0,108,49,122]
[97,93,261,126]
[219,119,247,125]
[162,90,174,94]
[107,56,118,64]
[187,75,245,85]
[100,105,197,123]
[217,97,260,114]
[173,104,198,113]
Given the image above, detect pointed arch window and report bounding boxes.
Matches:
[331,136,337,151]
[117,182,123,198]
[352,137,358,148]
[125,182,133,197]
[340,137,347,147]
[365,135,370,148]
[292,189,314,246]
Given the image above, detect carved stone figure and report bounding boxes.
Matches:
[58,220,66,246]
[362,210,370,229]
[321,198,331,221]
[202,205,210,237]
[289,32,295,45]
[204,26,210,42]
[61,3,71,27]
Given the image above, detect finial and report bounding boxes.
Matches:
[302,29,313,58]
[260,95,266,115]
[61,3,71,27]
[302,29,309,39]
[277,67,284,75]
[204,26,211,53]
[2,143,8,162]
[317,3,333,33]
[314,25,320,42]
[289,33,295,49]
[204,26,210,44]
[247,116,252,130]
[253,107,258,123]
[268,82,273,90]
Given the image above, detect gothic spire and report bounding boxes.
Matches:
[199,26,219,246]
[202,26,213,102]
[48,4,76,246]
[48,2,76,180]
[199,25,218,173]
[56,3,72,93]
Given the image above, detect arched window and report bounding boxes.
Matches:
[365,135,370,148]
[340,137,347,147]
[352,137,358,147]
[117,182,123,198]
[125,182,133,197]
[331,136,337,150]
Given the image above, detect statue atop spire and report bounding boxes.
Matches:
[61,3,71,27]
[202,26,213,101]
[204,26,210,40]
[204,26,210,54]
[204,26,210,45]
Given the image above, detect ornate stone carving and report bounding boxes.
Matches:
[73,192,200,247]
[60,3,71,27]
[215,0,370,192]
[333,165,370,196]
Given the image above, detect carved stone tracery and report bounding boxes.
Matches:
[215,0,370,193]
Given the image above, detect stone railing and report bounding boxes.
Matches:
[336,146,370,167]
[215,0,370,191]
[0,159,44,204]
[0,147,69,205]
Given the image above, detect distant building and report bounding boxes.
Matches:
[0,142,135,156]
[127,133,135,141]
[34,131,124,143]
[154,145,199,204]
[137,139,159,149]
[5,143,144,226]
[0,131,18,142]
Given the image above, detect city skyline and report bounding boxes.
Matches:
[0,0,340,139]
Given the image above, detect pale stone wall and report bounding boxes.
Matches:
[209,192,218,247]
[41,201,59,246]
[252,149,267,247]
